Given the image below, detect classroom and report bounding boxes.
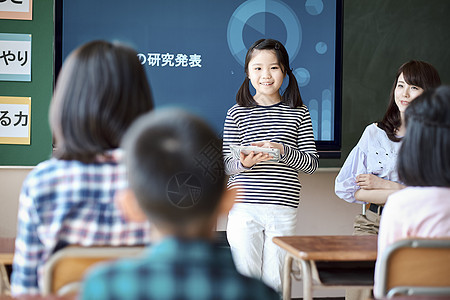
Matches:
[1,0,450,299]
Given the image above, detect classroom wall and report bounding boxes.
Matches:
[0,168,30,237]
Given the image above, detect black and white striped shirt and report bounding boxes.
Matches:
[223,102,319,208]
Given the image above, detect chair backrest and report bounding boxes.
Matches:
[42,246,145,296]
[374,238,450,298]
[0,264,10,296]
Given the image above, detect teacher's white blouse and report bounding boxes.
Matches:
[335,123,402,204]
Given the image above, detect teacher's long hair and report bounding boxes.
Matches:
[378,60,441,142]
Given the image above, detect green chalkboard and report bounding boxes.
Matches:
[0,0,54,166]
[320,0,450,168]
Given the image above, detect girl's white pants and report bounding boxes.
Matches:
[226,203,297,292]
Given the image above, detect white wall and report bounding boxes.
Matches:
[1,167,362,298]
[0,167,32,237]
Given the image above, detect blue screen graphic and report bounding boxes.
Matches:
[61,0,340,143]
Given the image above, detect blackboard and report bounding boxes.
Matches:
[321,0,450,168]
[0,0,53,166]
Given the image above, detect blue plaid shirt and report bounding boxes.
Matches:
[81,237,280,300]
[11,149,152,295]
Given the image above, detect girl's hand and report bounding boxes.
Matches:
[356,174,404,190]
[240,151,272,168]
[251,141,285,155]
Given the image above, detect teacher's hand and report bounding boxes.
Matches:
[356,174,393,190]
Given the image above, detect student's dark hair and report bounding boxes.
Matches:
[397,85,450,187]
[378,60,441,142]
[236,38,302,108]
[122,108,226,227]
[50,40,154,163]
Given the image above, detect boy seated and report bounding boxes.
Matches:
[81,109,280,300]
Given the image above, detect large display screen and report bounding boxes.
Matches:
[55,0,342,155]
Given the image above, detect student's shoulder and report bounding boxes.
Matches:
[236,274,280,299]
[29,157,86,174]
[23,158,65,185]
[81,262,117,299]
[280,103,309,115]
[227,103,247,113]
[84,257,143,283]
[390,186,450,203]
[292,103,308,111]
[226,104,254,121]
[279,104,311,121]
[24,158,90,187]
[385,187,433,212]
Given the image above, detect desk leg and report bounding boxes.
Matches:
[299,260,313,300]
[282,254,293,300]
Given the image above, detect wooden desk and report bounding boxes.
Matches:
[0,238,15,265]
[273,235,377,300]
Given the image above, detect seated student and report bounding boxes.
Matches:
[80,109,280,300]
[374,85,450,291]
[11,40,154,295]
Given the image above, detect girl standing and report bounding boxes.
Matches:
[335,60,441,236]
[223,39,319,291]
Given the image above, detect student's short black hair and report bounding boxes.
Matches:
[122,108,226,228]
[236,38,303,108]
[397,85,450,187]
[50,40,154,163]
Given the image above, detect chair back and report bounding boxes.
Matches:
[0,264,10,296]
[374,238,450,298]
[42,246,145,296]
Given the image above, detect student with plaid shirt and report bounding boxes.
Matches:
[10,40,154,295]
[81,109,280,300]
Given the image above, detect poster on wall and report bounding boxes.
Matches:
[0,96,31,145]
[0,0,32,20]
[0,33,31,81]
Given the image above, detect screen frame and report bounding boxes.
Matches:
[53,0,343,158]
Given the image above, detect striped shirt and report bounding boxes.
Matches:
[223,102,319,208]
[11,149,152,296]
